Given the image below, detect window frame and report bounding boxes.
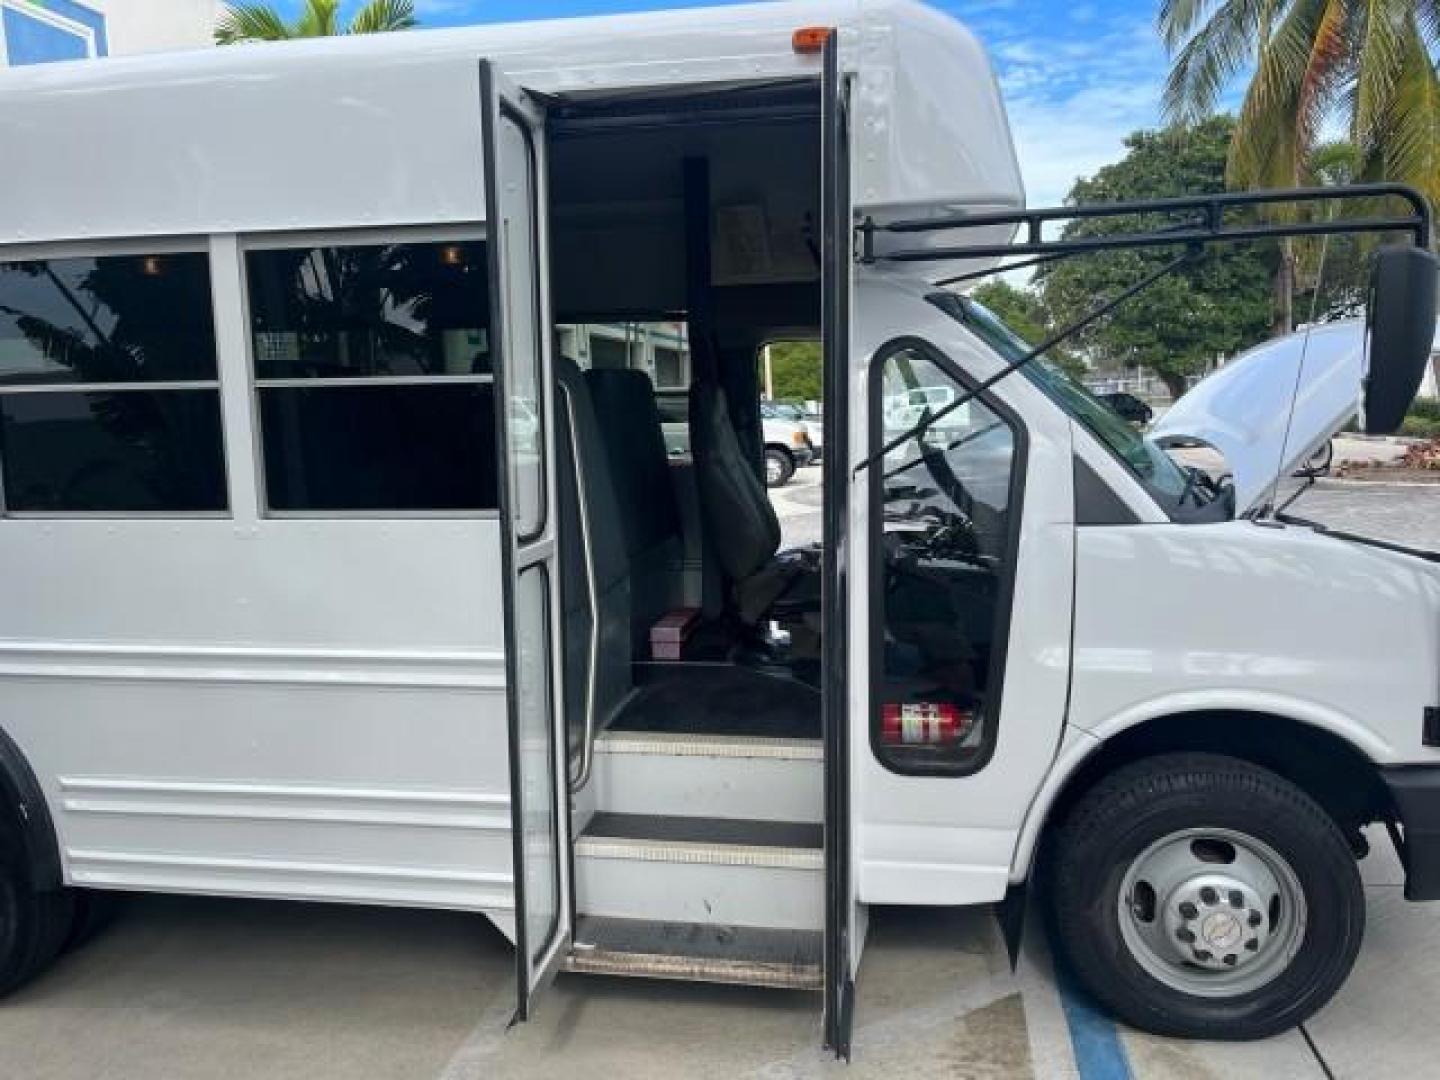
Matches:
[0,238,231,519]
[866,335,1029,778]
[238,225,501,520]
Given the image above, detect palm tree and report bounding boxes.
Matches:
[215,0,416,45]
[1159,0,1439,332]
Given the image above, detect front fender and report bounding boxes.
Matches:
[1008,693,1386,884]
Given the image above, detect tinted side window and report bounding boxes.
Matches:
[871,340,1023,775]
[247,243,490,378]
[0,253,216,385]
[246,240,497,514]
[0,253,227,513]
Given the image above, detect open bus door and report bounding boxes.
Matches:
[821,30,859,1060]
[481,61,571,1023]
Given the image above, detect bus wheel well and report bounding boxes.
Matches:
[1047,712,1390,855]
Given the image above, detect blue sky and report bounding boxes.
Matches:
[279,0,1202,210]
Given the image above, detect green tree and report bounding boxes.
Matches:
[969,280,1087,379]
[1160,0,1440,332]
[1038,117,1274,399]
[1294,139,1372,319]
[763,340,822,402]
[215,0,416,44]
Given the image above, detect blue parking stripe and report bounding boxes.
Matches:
[1058,978,1133,1080]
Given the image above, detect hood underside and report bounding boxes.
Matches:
[1152,321,1367,513]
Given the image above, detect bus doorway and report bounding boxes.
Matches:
[523,57,852,1049]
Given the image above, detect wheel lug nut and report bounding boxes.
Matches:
[1179,902,1198,919]
[1176,928,1195,943]
[1228,890,1244,908]
[1194,949,1212,962]
[1223,954,1238,966]
[1245,939,1259,952]
[1200,887,1218,905]
[1247,910,1262,928]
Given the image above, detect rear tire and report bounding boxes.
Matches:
[1047,752,1363,1040]
[764,447,795,488]
[0,855,75,998]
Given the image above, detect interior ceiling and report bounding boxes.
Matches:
[548,111,822,320]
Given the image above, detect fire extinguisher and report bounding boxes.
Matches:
[880,702,973,746]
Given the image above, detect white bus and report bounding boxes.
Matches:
[0,0,1437,1055]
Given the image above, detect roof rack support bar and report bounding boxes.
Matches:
[858,183,1432,266]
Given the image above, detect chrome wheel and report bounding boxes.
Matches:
[764,451,789,487]
[1117,828,1306,998]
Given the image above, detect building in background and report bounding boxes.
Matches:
[1,0,217,67]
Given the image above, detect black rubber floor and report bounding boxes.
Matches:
[611,663,821,739]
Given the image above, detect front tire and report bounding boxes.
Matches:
[1047,753,1363,1040]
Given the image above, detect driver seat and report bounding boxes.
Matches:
[689,380,818,624]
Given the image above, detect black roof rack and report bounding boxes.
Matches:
[859,183,1432,267]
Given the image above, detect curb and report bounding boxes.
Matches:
[1315,476,1440,491]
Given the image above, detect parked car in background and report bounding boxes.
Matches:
[661,393,812,487]
[761,414,814,485]
[883,384,971,440]
[763,400,823,462]
[1098,390,1153,425]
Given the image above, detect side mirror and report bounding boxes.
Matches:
[1363,245,1438,434]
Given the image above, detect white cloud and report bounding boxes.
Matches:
[987,16,1170,209]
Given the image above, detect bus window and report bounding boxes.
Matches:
[0,251,226,514]
[870,339,1023,775]
[245,239,498,513]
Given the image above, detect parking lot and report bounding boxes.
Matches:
[3,469,1438,1080]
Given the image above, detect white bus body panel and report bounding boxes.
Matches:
[1006,520,1440,884]
[0,517,516,916]
[849,273,1074,906]
[0,0,1024,925]
[0,0,1022,270]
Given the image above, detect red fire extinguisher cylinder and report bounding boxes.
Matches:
[880,702,972,745]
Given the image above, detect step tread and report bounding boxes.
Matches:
[583,812,822,849]
[577,813,824,869]
[595,729,823,761]
[567,916,823,990]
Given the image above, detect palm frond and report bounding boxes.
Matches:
[1374,30,1440,205]
[1161,0,1277,124]
[295,0,342,38]
[1228,1,1321,189]
[1294,0,1349,157]
[348,0,417,34]
[214,3,291,44]
[1353,0,1414,147]
[1158,0,1221,50]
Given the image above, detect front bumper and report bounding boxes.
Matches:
[1381,765,1440,900]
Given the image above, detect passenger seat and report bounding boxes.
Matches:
[584,368,688,649]
[555,355,634,757]
[556,354,815,744]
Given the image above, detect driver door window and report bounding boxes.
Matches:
[871,340,1023,775]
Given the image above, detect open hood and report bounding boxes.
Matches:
[1152,321,1367,513]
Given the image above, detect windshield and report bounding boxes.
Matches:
[928,292,1199,511]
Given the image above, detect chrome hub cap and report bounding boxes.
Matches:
[1118,828,1306,997]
